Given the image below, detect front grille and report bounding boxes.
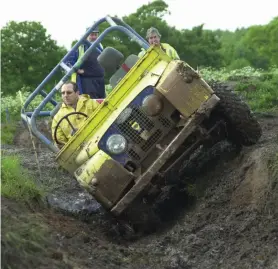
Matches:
[158,116,171,128]
[115,105,170,162]
[98,86,176,167]
[141,129,162,151]
[128,148,141,160]
[115,106,156,148]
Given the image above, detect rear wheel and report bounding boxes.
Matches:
[210,82,262,146]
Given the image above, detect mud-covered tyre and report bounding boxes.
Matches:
[210,82,262,146]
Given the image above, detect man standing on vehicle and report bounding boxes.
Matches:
[51,81,100,146]
[68,26,106,99]
[138,27,180,60]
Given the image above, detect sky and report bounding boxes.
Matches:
[1,0,277,49]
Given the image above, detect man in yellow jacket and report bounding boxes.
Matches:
[51,81,100,146]
[138,27,180,60]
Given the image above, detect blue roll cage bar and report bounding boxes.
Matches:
[21,16,150,153]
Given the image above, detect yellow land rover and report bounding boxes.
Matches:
[22,16,262,233]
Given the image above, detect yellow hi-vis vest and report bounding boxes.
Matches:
[51,95,100,145]
[71,44,104,83]
[71,46,85,83]
[138,43,180,60]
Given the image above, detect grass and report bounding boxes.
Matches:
[235,75,278,112]
[1,123,17,145]
[1,155,58,269]
[1,154,43,202]
[1,208,51,269]
[201,66,278,113]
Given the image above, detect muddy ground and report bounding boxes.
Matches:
[2,115,278,269]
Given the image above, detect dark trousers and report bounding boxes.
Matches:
[81,77,105,99]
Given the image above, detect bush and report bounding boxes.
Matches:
[200,66,263,82]
[2,66,277,123]
[1,123,17,145]
[1,87,59,122]
[236,74,278,111]
[200,66,278,112]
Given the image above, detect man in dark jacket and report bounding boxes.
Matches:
[67,27,105,99]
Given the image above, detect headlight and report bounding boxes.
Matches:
[106,134,127,155]
[142,94,163,116]
[116,107,132,124]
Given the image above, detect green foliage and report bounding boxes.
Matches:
[216,17,278,69]
[179,26,223,68]
[200,66,278,112]
[1,88,59,121]
[1,155,43,202]
[1,89,30,121]
[228,58,251,70]
[98,0,223,69]
[1,1,277,118]
[98,2,277,70]
[2,1,277,100]
[216,28,249,67]
[200,66,263,81]
[236,74,278,112]
[1,123,17,144]
[3,67,277,120]
[240,17,278,69]
[1,21,67,95]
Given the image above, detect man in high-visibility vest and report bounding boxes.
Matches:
[138,27,180,60]
[51,81,101,146]
[68,27,105,99]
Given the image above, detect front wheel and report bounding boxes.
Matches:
[210,82,262,146]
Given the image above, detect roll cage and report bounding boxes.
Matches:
[21,16,150,153]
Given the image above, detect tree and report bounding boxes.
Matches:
[240,17,278,69]
[70,0,224,71]
[178,25,223,68]
[217,17,278,69]
[103,0,223,68]
[216,28,249,68]
[1,21,67,95]
[98,0,172,58]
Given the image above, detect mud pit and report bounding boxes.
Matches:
[2,115,278,269]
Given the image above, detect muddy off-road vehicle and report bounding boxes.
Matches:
[22,16,262,232]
